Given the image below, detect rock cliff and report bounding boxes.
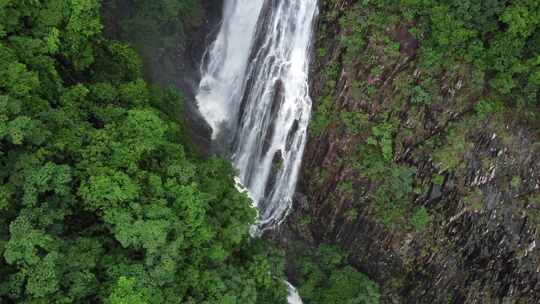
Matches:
[277,0,540,303]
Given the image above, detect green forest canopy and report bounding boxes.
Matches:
[0,0,288,303]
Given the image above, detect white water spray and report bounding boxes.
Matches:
[286,281,304,304]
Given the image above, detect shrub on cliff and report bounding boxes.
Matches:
[294,245,380,304]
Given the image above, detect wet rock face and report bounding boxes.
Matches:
[265,150,284,200]
[159,0,223,153]
[262,79,285,155]
[102,0,224,153]
[275,0,540,302]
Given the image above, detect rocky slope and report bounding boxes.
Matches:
[277,0,540,303]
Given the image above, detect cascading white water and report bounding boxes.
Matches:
[196,0,317,302]
[197,0,317,235]
[286,281,304,304]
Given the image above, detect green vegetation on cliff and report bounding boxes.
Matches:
[292,245,380,304]
[310,0,539,230]
[0,1,287,303]
[298,0,540,301]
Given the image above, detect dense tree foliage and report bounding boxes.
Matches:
[0,0,287,303]
[292,245,380,304]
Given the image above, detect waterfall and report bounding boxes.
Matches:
[197,0,317,233]
[196,0,317,302]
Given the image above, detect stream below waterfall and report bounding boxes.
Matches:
[196,0,318,302]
